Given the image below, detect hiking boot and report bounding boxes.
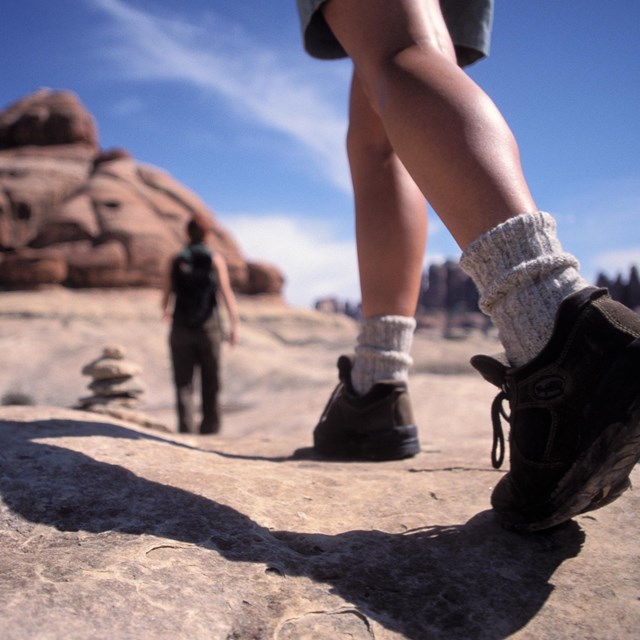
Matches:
[472,287,640,532]
[303,355,420,461]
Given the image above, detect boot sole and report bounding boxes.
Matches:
[313,424,421,461]
[519,402,640,532]
[499,340,640,532]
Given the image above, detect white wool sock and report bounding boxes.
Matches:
[351,315,416,396]
[460,211,589,366]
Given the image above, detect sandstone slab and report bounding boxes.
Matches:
[0,289,638,639]
[0,405,638,640]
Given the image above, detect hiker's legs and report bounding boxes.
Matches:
[347,72,424,394]
[309,0,640,527]
[170,326,196,434]
[323,0,588,366]
[348,72,426,320]
[325,0,543,391]
[323,0,536,249]
[198,322,222,435]
[302,69,423,457]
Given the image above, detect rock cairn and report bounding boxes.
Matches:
[78,345,145,411]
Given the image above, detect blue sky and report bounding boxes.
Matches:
[2,0,639,307]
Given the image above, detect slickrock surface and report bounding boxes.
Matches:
[0,289,638,639]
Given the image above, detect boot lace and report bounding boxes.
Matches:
[490,384,510,469]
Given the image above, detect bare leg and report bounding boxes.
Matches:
[348,72,427,318]
[305,2,640,531]
[324,0,536,249]
[324,0,585,371]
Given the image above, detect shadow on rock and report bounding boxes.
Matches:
[0,418,585,640]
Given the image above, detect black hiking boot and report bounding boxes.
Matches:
[296,355,420,461]
[472,287,640,532]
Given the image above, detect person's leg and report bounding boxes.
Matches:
[198,321,222,435]
[309,0,538,459]
[169,326,196,434]
[347,72,425,394]
[320,0,640,528]
[323,0,587,367]
[303,72,422,460]
[323,0,535,248]
[349,72,427,320]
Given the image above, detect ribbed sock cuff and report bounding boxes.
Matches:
[351,315,416,396]
[460,212,589,365]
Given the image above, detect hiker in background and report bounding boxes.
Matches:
[295,0,640,532]
[162,215,239,435]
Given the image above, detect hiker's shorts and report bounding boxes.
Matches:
[295,0,494,67]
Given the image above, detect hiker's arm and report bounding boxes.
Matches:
[213,252,239,346]
[161,259,173,323]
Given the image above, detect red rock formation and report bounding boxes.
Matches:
[0,89,284,295]
[0,88,99,151]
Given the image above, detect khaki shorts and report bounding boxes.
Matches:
[295,0,494,66]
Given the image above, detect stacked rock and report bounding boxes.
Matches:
[78,345,145,411]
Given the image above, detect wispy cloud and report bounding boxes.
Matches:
[109,96,145,117]
[87,0,351,192]
[221,213,359,307]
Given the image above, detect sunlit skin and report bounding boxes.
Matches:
[323,0,537,318]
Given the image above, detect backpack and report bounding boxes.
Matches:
[172,244,218,328]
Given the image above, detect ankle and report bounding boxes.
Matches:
[351,315,416,395]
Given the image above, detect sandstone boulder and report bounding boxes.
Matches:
[0,89,284,296]
[0,88,98,150]
[247,261,286,295]
[0,247,67,287]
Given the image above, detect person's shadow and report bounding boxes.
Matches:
[0,417,585,640]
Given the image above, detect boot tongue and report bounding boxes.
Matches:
[470,353,510,387]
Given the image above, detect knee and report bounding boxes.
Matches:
[346,80,395,162]
[346,116,394,164]
[356,37,457,111]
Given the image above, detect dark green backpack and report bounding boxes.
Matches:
[172,244,218,327]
